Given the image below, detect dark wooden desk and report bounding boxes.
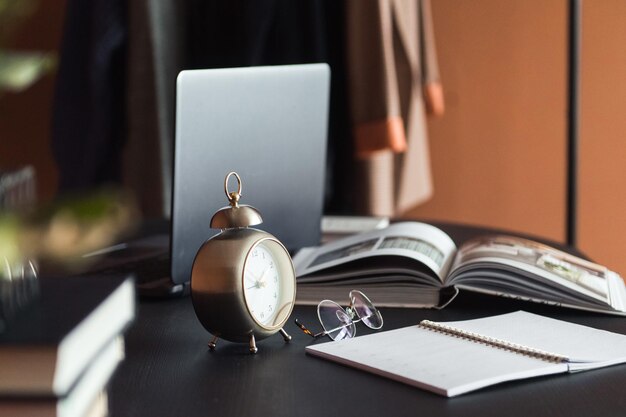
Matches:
[108,223,626,417]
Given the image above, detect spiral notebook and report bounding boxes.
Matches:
[305,311,626,397]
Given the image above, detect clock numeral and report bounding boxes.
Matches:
[260,312,265,319]
[252,249,258,257]
[262,251,266,260]
[269,261,274,269]
[268,305,273,312]
[273,292,277,299]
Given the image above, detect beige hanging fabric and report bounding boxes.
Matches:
[347,0,443,216]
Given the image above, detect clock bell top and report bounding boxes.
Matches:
[210,172,263,229]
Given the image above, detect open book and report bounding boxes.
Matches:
[305,311,626,397]
[294,222,626,315]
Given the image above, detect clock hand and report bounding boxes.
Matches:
[258,267,269,283]
[245,269,269,290]
[246,279,264,290]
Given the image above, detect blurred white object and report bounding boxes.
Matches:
[322,215,390,236]
[0,165,36,210]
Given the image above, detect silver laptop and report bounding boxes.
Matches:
[171,64,330,285]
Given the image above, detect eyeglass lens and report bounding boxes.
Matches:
[350,290,383,330]
[317,299,356,340]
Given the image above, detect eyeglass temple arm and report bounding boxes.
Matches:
[294,318,362,339]
[294,319,327,339]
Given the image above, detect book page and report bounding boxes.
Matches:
[448,235,626,312]
[306,319,567,397]
[294,222,457,284]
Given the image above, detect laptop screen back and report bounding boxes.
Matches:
[171,64,330,285]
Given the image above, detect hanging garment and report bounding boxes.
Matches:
[346,0,443,216]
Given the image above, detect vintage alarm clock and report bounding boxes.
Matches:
[191,172,296,353]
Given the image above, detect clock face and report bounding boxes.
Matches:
[243,243,281,325]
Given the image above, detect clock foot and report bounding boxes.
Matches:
[249,334,258,354]
[279,328,292,342]
[208,336,219,350]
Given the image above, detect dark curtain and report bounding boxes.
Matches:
[51,0,127,192]
[52,0,352,214]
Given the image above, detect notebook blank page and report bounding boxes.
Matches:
[306,323,567,397]
[445,311,626,366]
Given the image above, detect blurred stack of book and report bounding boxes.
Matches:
[0,274,135,417]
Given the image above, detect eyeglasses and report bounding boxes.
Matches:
[295,290,383,341]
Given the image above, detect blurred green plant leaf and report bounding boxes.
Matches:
[0,49,56,93]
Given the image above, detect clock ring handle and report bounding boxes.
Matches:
[224,172,243,207]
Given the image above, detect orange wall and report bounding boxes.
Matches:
[408,0,626,275]
[409,0,567,240]
[579,0,626,275]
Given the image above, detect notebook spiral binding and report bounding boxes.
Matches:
[419,320,569,364]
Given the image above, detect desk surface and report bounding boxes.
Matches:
[108,223,626,417]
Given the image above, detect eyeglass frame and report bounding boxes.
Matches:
[295,290,383,340]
